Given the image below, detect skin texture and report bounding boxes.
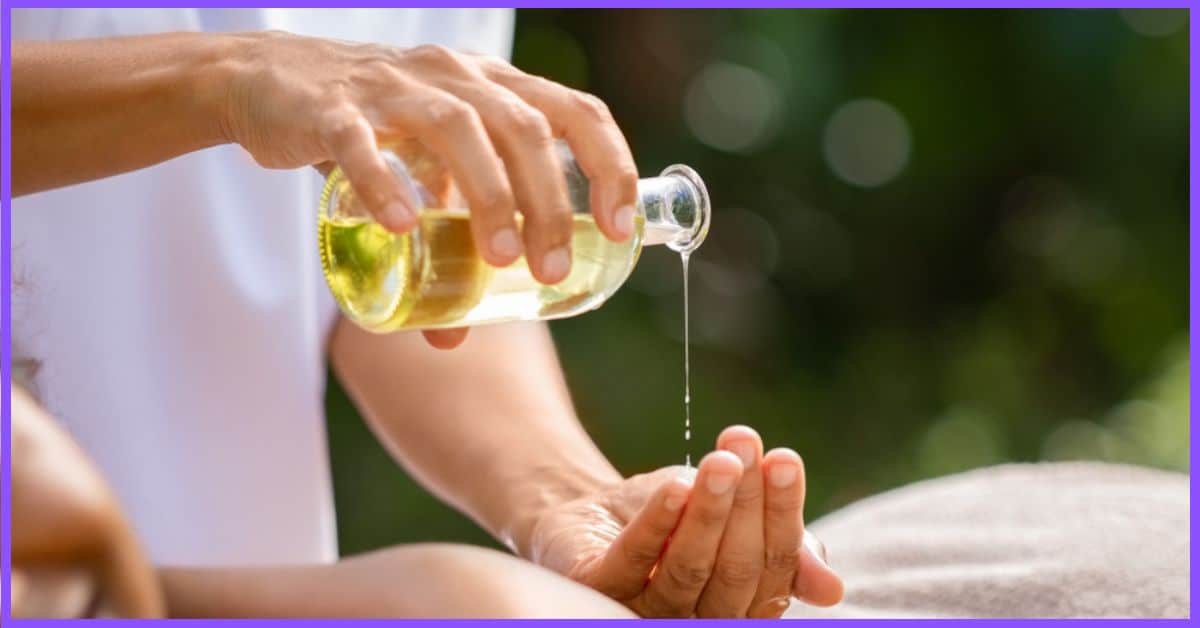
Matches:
[160,545,635,618]
[10,385,165,618]
[12,32,844,616]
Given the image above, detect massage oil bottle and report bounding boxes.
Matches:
[318,140,710,333]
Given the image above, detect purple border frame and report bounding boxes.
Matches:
[0,2,1193,624]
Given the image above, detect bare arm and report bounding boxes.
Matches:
[15,31,638,349]
[328,318,621,557]
[13,32,638,289]
[158,545,631,618]
[328,318,845,616]
[12,34,236,196]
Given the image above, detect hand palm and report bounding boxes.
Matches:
[530,467,682,591]
[526,433,843,618]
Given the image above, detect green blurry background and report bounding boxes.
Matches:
[326,9,1190,555]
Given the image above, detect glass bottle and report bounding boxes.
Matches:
[318,140,710,333]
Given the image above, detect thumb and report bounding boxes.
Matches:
[583,477,689,600]
[793,532,844,606]
[422,328,469,349]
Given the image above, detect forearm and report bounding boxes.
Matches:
[159,545,631,618]
[329,319,622,558]
[13,32,243,196]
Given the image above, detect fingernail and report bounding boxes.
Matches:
[384,200,415,229]
[805,534,829,566]
[760,597,792,618]
[726,440,756,469]
[614,204,636,238]
[490,228,521,259]
[664,490,687,512]
[770,463,798,488]
[706,471,737,495]
[541,247,570,282]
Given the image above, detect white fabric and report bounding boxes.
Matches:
[11,8,514,566]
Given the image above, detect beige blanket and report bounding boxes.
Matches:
[787,462,1189,618]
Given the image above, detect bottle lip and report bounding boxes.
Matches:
[659,164,711,255]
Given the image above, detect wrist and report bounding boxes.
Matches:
[500,457,622,561]
[194,32,263,147]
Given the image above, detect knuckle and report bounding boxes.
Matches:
[766,494,802,516]
[715,556,762,588]
[410,43,465,71]
[665,557,713,589]
[612,164,639,190]
[425,97,477,133]
[411,43,450,60]
[362,42,396,60]
[524,190,572,222]
[360,54,397,76]
[472,187,514,218]
[732,484,765,508]
[524,207,572,242]
[619,542,661,569]
[693,502,731,526]
[319,106,366,144]
[615,164,639,189]
[764,546,802,573]
[570,90,613,121]
[475,53,513,74]
[499,101,553,142]
[645,514,678,539]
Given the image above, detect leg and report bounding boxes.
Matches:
[161,543,635,618]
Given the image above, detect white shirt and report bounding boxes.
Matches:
[11,8,514,566]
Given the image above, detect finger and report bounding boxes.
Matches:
[794,532,844,607]
[313,161,336,177]
[696,426,765,618]
[375,91,522,267]
[319,108,418,233]
[748,448,804,619]
[421,328,469,350]
[444,81,573,283]
[583,476,690,600]
[481,64,639,243]
[635,451,743,618]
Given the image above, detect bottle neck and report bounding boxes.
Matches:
[637,164,711,254]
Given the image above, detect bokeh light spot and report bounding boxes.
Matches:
[1119,9,1187,38]
[917,406,1005,477]
[683,62,782,154]
[822,99,911,187]
[1042,420,1127,463]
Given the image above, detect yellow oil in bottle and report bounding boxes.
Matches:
[319,209,645,332]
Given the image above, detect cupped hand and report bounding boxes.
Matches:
[529,426,843,618]
[220,33,639,348]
